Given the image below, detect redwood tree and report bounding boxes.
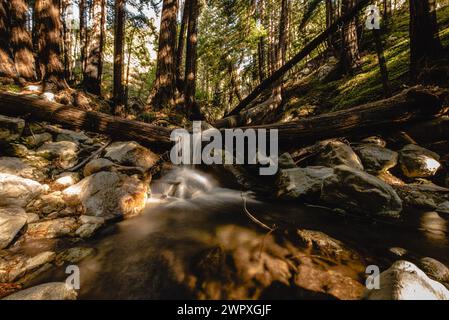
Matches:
[10,0,35,81]
[340,0,360,74]
[0,0,18,79]
[34,0,66,90]
[84,0,106,95]
[113,0,126,113]
[149,0,178,110]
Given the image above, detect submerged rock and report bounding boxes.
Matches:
[364,260,449,300]
[62,171,148,218]
[321,165,403,218]
[0,115,25,142]
[277,167,334,200]
[0,208,27,249]
[314,140,364,170]
[2,282,77,300]
[353,144,398,173]
[104,141,158,171]
[399,144,441,178]
[0,173,45,207]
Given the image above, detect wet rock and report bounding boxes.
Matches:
[321,165,403,218]
[278,153,296,169]
[76,223,102,238]
[104,141,158,171]
[25,217,80,239]
[56,247,95,265]
[0,209,27,249]
[361,136,386,147]
[314,140,364,170]
[0,251,56,283]
[399,144,441,178]
[418,257,449,285]
[392,183,449,210]
[62,171,148,218]
[22,133,52,149]
[353,144,398,173]
[436,201,449,219]
[83,158,115,177]
[0,173,45,207]
[53,172,80,190]
[277,167,334,200]
[36,141,78,168]
[0,157,46,181]
[0,115,25,142]
[2,282,77,300]
[364,260,449,300]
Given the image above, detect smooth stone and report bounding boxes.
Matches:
[0,208,27,249]
[399,144,441,178]
[0,173,45,207]
[104,141,158,171]
[353,144,398,173]
[314,140,364,170]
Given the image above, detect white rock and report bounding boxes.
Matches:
[53,172,80,190]
[0,209,27,249]
[0,157,46,181]
[2,282,77,300]
[0,173,45,207]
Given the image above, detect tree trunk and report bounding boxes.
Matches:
[34,0,67,90]
[149,0,178,110]
[113,0,125,113]
[184,0,203,120]
[409,0,443,81]
[226,0,370,118]
[176,0,189,91]
[340,0,360,74]
[10,0,35,81]
[373,29,391,97]
[0,0,18,79]
[79,0,87,74]
[62,0,73,81]
[83,0,105,95]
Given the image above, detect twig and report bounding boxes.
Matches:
[66,139,111,172]
[241,192,275,232]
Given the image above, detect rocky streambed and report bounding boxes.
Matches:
[0,113,449,300]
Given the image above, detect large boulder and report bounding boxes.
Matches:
[392,183,449,210]
[36,141,78,168]
[62,171,148,218]
[2,282,77,300]
[364,261,449,300]
[0,251,56,283]
[321,165,403,218]
[0,115,25,143]
[418,257,449,286]
[0,173,45,207]
[399,144,441,178]
[353,144,398,173]
[277,167,334,200]
[104,141,158,171]
[25,217,80,239]
[0,157,46,181]
[0,208,27,249]
[314,140,364,170]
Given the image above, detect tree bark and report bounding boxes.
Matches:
[409,0,443,80]
[184,0,203,120]
[226,0,371,118]
[34,0,67,90]
[10,0,35,81]
[340,0,360,74]
[0,92,173,149]
[83,0,105,95]
[62,0,73,81]
[79,0,87,74]
[113,0,126,113]
[373,29,391,97]
[0,0,18,79]
[176,0,189,91]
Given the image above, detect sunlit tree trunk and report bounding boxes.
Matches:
[176,0,189,91]
[84,0,105,95]
[35,0,67,90]
[184,0,203,120]
[113,0,125,113]
[10,0,35,81]
[79,0,87,74]
[340,0,360,74]
[149,0,178,110]
[257,0,266,82]
[62,0,73,81]
[0,0,18,79]
[409,0,443,80]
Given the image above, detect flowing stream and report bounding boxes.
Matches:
[26,167,449,299]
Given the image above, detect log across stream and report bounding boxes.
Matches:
[22,168,449,300]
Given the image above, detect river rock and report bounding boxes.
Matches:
[278,153,297,169]
[0,157,46,181]
[418,257,449,285]
[25,217,80,239]
[0,251,56,283]
[314,140,364,170]
[364,260,449,300]
[104,141,158,171]
[83,158,115,177]
[277,167,334,200]
[56,247,95,265]
[361,136,387,147]
[2,282,77,300]
[36,141,78,165]
[321,165,403,218]
[0,209,27,249]
[0,115,25,142]
[392,183,449,210]
[62,171,148,218]
[56,129,92,145]
[75,223,102,238]
[53,172,80,190]
[0,173,45,207]
[22,133,52,149]
[399,144,441,178]
[353,144,398,173]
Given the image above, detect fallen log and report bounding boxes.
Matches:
[233,86,447,150]
[0,92,173,150]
